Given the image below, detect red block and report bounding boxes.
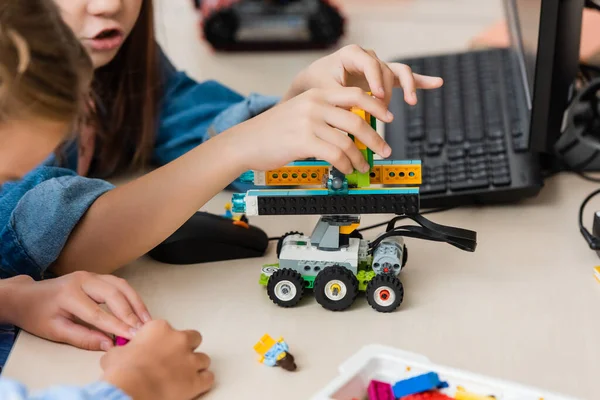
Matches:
[401,391,454,399]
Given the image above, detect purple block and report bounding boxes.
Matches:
[367,380,394,400]
[115,336,129,346]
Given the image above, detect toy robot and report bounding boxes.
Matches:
[232,105,478,313]
[192,0,345,51]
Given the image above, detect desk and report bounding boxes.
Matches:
[4,1,600,399]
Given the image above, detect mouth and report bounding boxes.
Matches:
[88,28,124,51]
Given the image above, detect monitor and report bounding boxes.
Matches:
[504,0,585,153]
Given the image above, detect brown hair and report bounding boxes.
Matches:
[92,0,162,177]
[0,0,92,126]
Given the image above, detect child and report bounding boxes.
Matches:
[0,0,443,279]
[0,1,213,399]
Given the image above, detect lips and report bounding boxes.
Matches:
[88,28,124,51]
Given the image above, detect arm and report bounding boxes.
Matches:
[0,379,130,400]
[52,128,247,275]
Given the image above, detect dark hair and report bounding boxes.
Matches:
[0,0,92,125]
[92,0,162,176]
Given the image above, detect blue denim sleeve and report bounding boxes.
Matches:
[153,50,279,192]
[0,379,130,400]
[0,167,114,280]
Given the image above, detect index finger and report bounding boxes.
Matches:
[98,275,152,324]
[340,45,386,99]
[325,87,394,126]
[65,290,136,340]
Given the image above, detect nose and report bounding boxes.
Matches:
[87,0,122,17]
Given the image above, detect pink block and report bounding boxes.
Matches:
[115,336,130,346]
[368,380,394,400]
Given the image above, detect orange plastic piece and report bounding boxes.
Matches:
[370,164,422,184]
[233,220,249,229]
[265,166,328,185]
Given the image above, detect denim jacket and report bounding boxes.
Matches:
[0,47,278,282]
[0,378,129,399]
[0,47,278,367]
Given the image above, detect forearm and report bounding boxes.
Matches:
[51,129,247,276]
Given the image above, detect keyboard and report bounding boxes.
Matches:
[385,48,544,208]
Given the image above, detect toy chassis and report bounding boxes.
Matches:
[232,107,477,313]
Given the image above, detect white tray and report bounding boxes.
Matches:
[311,344,580,400]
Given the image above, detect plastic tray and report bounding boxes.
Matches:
[311,344,580,400]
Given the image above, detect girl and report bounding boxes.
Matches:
[0,0,443,279]
[0,1,213,399]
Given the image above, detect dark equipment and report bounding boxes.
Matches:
[193,0,345,51]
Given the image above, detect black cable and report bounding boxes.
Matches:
[356,206,456,233]
[578,188,600,250]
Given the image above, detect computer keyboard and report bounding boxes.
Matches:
[385,48,544,208]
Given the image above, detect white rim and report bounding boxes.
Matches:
[274,280,297,302]
[262,266,277,276]
[374,286,395,307]
[324,279,347,301]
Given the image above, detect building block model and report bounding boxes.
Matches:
[253,333,297,371]
[232,102,478,313]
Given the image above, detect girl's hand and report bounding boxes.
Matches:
[101,320,213,400]
[283,44,443,106]
[6,272,150,351]
[231,86,393,174]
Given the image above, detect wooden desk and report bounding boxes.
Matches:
[4,1,600,399]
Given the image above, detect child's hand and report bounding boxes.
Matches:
[283,44,443,106]
[6,272,150,351]
[232,86,393,174]
[100,320,213,400]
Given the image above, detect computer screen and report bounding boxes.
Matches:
[512,0,542,103]
[505,0,584,153]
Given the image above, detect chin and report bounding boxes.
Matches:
[90,50,120,69]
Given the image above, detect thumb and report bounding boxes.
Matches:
[53,317,115,352]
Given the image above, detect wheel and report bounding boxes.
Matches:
[313,266,359,311]
[276,231,303,258]
[402,245,408,267]
[366,274,404,313]
[266,268,304,308]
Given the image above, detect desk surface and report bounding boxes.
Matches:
[4,1,600,399]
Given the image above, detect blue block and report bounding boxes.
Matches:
[392,372,449,398]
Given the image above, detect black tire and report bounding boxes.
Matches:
[276,231,303,258]
[309,2,344,44]
[402,245,408,267]
[366,274,404,313]
[267,268,304,307]
[314,266,359,311]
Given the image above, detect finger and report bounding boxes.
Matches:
[316,125,369,173]
[182,329,203,350]
[97,275,152,324]
[324,87,393,125]
[380,62,397,106]
[53,317,115,352]
[192,352,212,371]
[310,136,354,174]
[82,278,144,330]
[413,72,444,89]
[387,63,418,105]
[341,45,386,99]
[64,290,136,339]
[193,370,215,396]
[323,104,391,159]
